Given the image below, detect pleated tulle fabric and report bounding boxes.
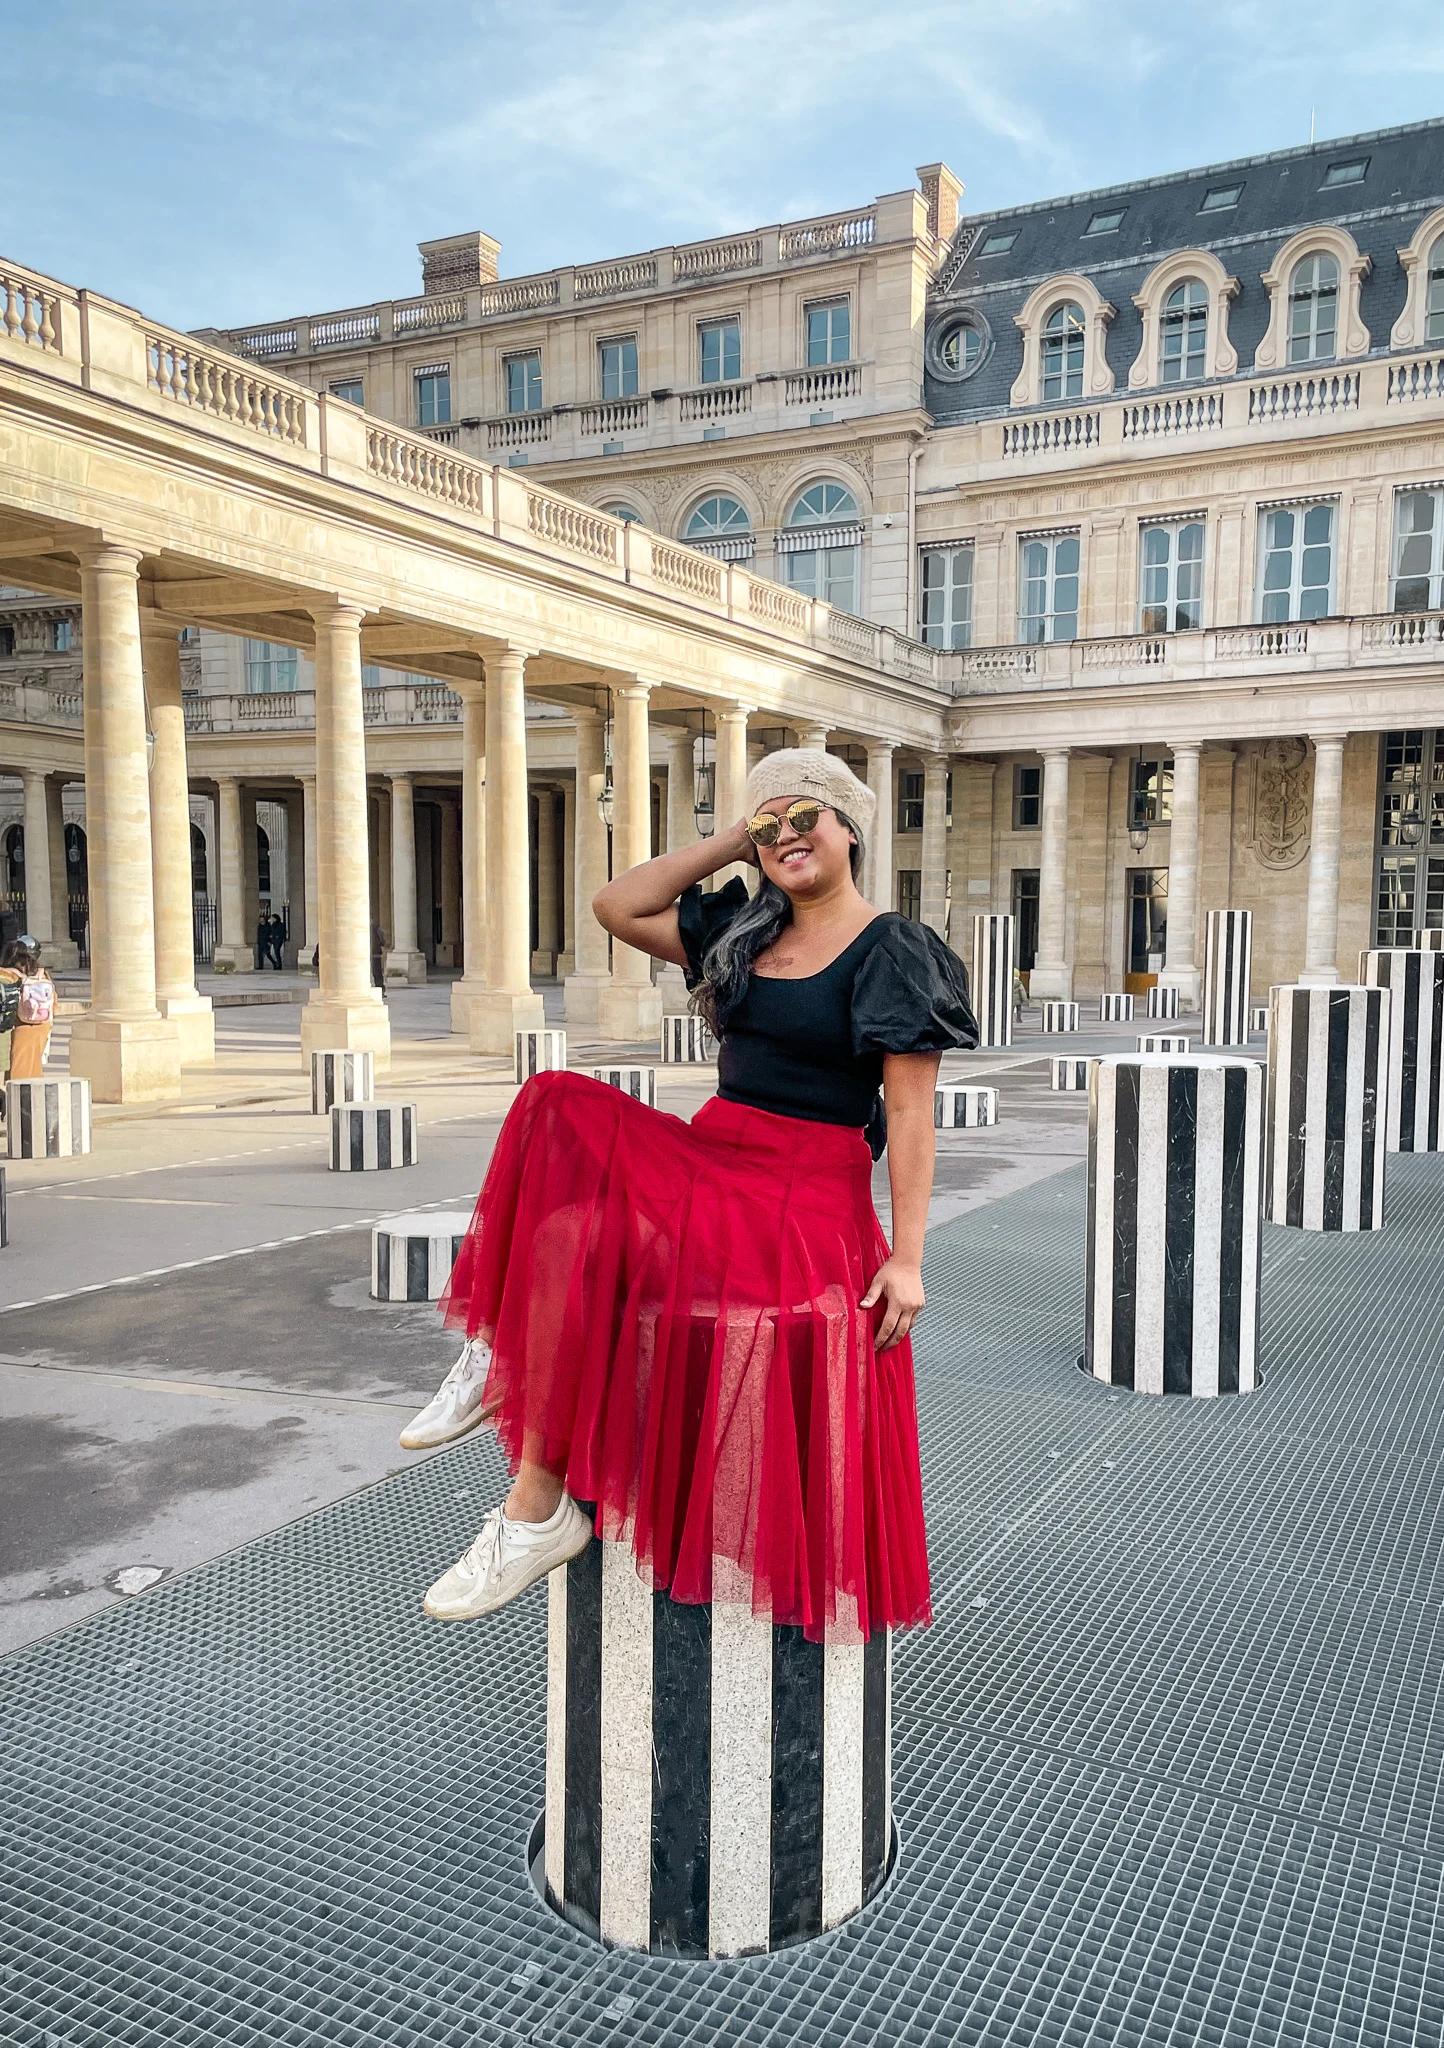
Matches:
[440,1071,930,1644]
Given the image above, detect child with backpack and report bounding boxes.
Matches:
[2,938,55,1078]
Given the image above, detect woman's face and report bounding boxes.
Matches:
[754,797,856,901]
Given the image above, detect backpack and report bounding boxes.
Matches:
[18,976,53,1026]
[0,980,18,1033]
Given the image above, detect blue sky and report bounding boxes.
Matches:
[3,1,1442,332]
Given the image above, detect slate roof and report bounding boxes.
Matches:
[925,117,1444,423]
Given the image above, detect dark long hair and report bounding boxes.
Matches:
[691,810,865,1037]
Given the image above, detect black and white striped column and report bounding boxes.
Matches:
[1137,1033,1190,1054]
[310,1049,374,1115]
[1414,929,1444,950]
[517,1030,567,1082]
[1202,909,1253,1046]
[1051,1058,1093,1091]
[661,1017,715,1063]
[6,1078,91,1159]
[1251,1006,1269,1036]
[371,1210,472,1300]
[1360,948,1444,1151]
[934,1084,998,1127]
[1101,994,1134,1023]
[591,1066,657,1106]
[1041,1001,1080,1033]
[1086,1055,1263,1396]
[1147,985,1180,1020]
[1265,986,1388,1231]
[970,914,1015,1048]
[543,1542,891,1957]
[329,1101,419,1170]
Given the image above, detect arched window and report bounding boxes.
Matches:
[780,482,862,615]
[603,503,642,524]
[190,822,208,897]
[1160,280,1208,382]
[1041,302,1086,400]
[3,824,22,899]
[683,495,753,560]
[1287,253,1338,364]
[1427,235,1444,344]
[256,825,271,899]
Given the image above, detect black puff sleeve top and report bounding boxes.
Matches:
[677,881,979,1156]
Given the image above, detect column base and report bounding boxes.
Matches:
[469,988,545,1054]
[1296,966,1342,987]
[211,946,256,974]
[556,951,576,980]
[563,971,612,1030]
[45,938,80,972]
[657,963,691,1015]
[68,1014,183,1104]
[530,949,557,978]
[450,976,488,1035]
[1028,960,1074,1002]
[1158,968,1202,1010]
[384,948,428,986]
[434,942,457,968]
[158,992,216,1066]
[300,992,392,1073]
[597,980,664,1041]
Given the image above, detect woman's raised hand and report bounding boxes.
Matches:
[860,1255,925,1353]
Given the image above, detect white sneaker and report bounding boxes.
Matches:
[423,1494,594,1621]
[399,1337,492,1450]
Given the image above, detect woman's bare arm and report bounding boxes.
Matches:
[861,1051,941,1352]
[592,820,755,967]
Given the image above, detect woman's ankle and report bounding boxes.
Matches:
[505,1472,564,1524]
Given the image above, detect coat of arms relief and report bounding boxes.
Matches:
[1249,737,1312,870]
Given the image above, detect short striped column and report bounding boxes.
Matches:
[934,1084,999,1128]
[1266,986,1388,1231]
[1086,1054,1263,1396]
[970,914,1015,1048]
[1359,948,1444,1151]
[1202,909,1253,1046]
[1052,1058,1092,1091]
[1251,1006,1269,1035]
[661,1016,715,1063]
[310,1049,374,1115]
[1137,1034,1190,1054]
[517,1029,567,1083]
[370,1210,472,1301]
[6,1078,91,1159]
[1414,929,1444,950]
[541,1540,891,1957]
[1147,985,1180,1020]
[1041,1001,1080,1033]
[1101,994,1134,1023]
[591,1066,657,1106]
[329,1101,419,1171]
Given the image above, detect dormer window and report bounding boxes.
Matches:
[1321,158,1367,188]
[1160,280,1208,382]
[1288,253,1339,363]
[979,231,1017,257]
[1041,302,1086,400]
[1084,209,1125,237]
[1200,183,1243,212]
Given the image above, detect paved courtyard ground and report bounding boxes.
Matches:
[4,991,1441,2045]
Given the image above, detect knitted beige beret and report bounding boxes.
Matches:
[741,747,877,838]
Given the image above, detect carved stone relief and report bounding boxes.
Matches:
[1249,737,1312,870]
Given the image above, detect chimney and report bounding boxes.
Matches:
[417,231,501,296]
[915,163,963,245]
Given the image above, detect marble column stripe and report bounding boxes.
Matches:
[1051,1058,1092,1091]
[591,1066,656,1105]
[1042,1001,1080,1033]
[1414,929,1444,951]
[1202,908,1253,1046]
[1360,947,1444,1152]
[370,1212,470,1302]
[328,1101,418,1171]
[1100,994,1134,1022]
[970,913,1014,1048]
[934,1085,999,1127]
[661,1016,715,1062]
[310,1048,374,1114]
[1265,984,1388,1231]
[7,1078,91,1159]
[516,1030,567,1082]
[1147,986,1181,1019]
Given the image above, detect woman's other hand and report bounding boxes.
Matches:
[860,1255,925,1353]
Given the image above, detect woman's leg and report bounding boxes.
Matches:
[505,1447,564,1523]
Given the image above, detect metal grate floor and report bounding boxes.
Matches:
[6,1160,1444,2045]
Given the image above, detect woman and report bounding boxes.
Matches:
[2,937,54,1078]
[407,749,978,1642]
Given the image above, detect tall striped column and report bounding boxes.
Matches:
[970,913,1014,1048]
[1265,985,1388,1230]
[1360,948,1444,1151]
[1086,1055,1263,1396]
[542,1543,891,1957]
[1201,909,1253,1046]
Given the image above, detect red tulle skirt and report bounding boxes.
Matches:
[440,1070,931,1644]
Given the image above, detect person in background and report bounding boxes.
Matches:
[264,913,286,970]
[3,937,54,1077]
[0,951,22,1115]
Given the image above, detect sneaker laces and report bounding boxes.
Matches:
[439,1337,487,1396]
[460,1505,506,1582]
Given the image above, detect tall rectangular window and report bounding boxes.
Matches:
[504,353,542,414]
[1258,502,1335,622]
[243,640,298,693]
[699,319,741,384]
[1012,869,1039,969]
[1018,532,1079,642]
[1376,728,1444,943]
[414,366,451,426]
[898,773,925,833]
[784,542,860,615]
[1130,757,1174,828]
[805,301,850,365]
[919,546,974,648]
[896,870,921,921]
[1391,489,1444,612]
[51,619,73,652]
[599,337,638,400]
[1139,521,1204,633]
[1012,764,1041,829]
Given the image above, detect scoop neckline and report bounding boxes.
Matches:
[748,912,895,986]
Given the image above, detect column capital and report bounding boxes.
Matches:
[1041,744,1072,764]
[75,540,145,575]
[307,598,368,629]
[138,606,182,643]
[1309,730,1349,750]
[1166,737,1205,757]
[865,737,897,758]
[920,750,952,773]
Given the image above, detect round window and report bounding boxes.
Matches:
[928,311,990,382]
[941,324,981,372]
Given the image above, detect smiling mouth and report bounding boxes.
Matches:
[779,846,813,865]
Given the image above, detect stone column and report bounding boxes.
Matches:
[21,771,53,946]
[280,788,304,965]
[919,753,951,938]
[1301,734,1346,986]
[450,691,488,1032]
[712,703,752,885]
[211,778,250,972]
[599,681,664,1040]
[659,727,698,1014]
[796,723,829,751]
[438,794,461,968]
[865,742,895,910]
[557,777,577,978]
[532,785,559,976]
[1030,747,1072,999]
[67,543,181,1102]
[374,787,394,953]
[46,778,78,968]
[301,602,390,1068]
[471,647,544,1052]
[565,708,613,1027]
[1158,740,1202,1009]
[300,775,319,969]
[385,773,427,983]
[140,616,214,1063]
